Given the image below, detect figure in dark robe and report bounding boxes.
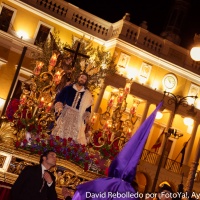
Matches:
[52,72,93,145]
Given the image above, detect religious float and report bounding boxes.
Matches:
[0,34,141,199]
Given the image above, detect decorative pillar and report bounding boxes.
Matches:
[185,138,200,198]
[1,46,27,117]
[139,101,150,125]
[183,122,199,165]
[92,83,106,113]
[158,111,173,154]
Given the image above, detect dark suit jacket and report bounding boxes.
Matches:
[10,164,57,200]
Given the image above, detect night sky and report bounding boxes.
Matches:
[66,0,200,49]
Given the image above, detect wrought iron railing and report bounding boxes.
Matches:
[140,148,200,183]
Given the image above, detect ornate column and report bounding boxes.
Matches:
[139,101,150,125]
[183,122,199,165]
[185,138,200,198]
[158,111,173,154]
[92,83,106,113]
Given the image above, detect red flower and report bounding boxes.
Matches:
[75,157,80,162]
[62,138,67,145]
[84,163,89,171]
[38,151,42,155]
[49,140,54,147]
[16,141,21,148]
[104,167,109,176]
[55,147,61,153]
[23,139,28,144]
[85,156,90,160]
[63,149,67,154]
[42,142,46,147]
[6,99,20,121]
[68,137,72,142]
[95,160,99,164]
[56,136,60,140]
[36,138,40,143]
[90,155,94,159]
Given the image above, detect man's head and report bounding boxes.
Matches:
[40,150,57,169]
[158,183,173,200]
[76,72,88,86]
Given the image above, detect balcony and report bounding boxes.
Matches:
[7,0,200,80]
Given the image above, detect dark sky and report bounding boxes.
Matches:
[66,0,200,49]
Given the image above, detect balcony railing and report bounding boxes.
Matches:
[9,0,200,79]
[141,149,200,182]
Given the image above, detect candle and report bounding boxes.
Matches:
[46,103,52,112]
[124,82,131,95]
[117,88,124,104]
[130,106,136,115]
[49,52,59,67]
[20,95,26,105]
[34,61,44,75]
[91,115,96,124]
[108,96,115,107]
[39,97,44,108]
[117,93,123,103]
[54,71,61,84]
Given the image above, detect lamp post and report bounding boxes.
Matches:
[184,38,200,198]
[190,34,200,61]
[185,138,200,199]
[151,91,197,192]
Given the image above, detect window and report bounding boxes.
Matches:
[34,24,51,46]
[0,6,14,32]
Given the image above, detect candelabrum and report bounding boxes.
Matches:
[12,51,63,138]
[89,79,140,151]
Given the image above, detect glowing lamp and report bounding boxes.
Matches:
[183,117,194,126]
[156,111,163,119]
[16,30,29,40]
[190,47,200,61]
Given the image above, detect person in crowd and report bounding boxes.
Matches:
[62,187,74,200]
[52,72,93,145]
[157,183,174,200]
[10,150,57,200]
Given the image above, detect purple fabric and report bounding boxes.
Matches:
[72,101,163,200]
[108,101,163,183]
[73,177,137,200]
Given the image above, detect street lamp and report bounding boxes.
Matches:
[185,37,200,198]
[151,91,197,192]
[190,34,200,61]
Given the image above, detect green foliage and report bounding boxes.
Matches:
[31,32,116,93]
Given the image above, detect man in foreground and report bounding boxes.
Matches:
[11,150,57,200]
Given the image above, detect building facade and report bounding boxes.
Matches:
[0,0,200,195]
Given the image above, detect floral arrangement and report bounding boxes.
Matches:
[6,98,42,133]
[16,134,110,175]
[88,130,120,160]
